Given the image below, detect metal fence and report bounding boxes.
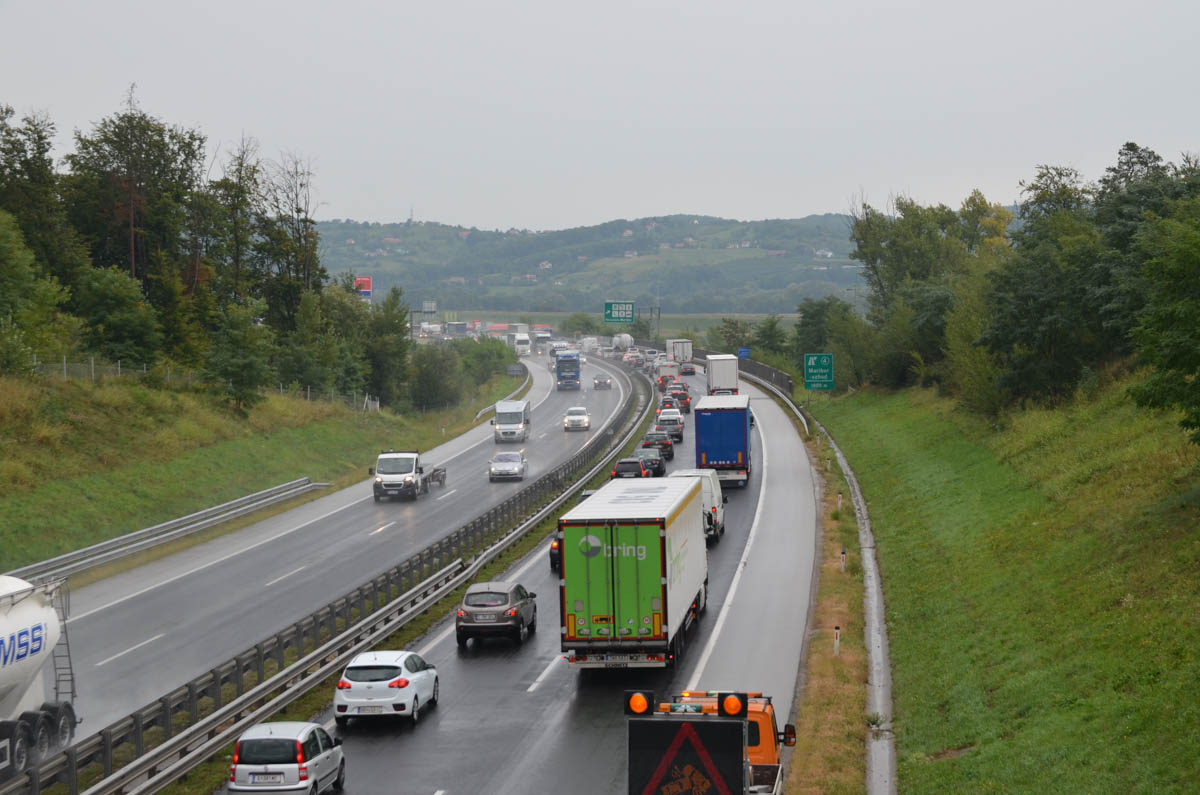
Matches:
[1,361,650,795]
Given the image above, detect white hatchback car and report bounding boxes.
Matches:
[563,406,591,431]
[333,650,439,728]
[228,721,344,793]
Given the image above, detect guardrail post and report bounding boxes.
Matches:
[234,656,245,696]
[273,636,285,670]
[160,695,173,738]
[133,711,145,756]
[64,746,79,795]
[101,728,114,775]
[187,682,200,724]
[27,765,40,795]
[327,605,337,640]
[210,670,223,710]
[256,643,266,682]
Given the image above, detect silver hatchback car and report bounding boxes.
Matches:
[227,721,344,793]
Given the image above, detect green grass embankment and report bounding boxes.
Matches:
[809,375,1200,792]
[0,374,522,572]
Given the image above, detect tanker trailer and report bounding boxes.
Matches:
[0,575,76,779]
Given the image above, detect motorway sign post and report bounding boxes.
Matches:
[604,301,635,324]
[804,353,834,391]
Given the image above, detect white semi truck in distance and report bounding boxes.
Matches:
[0,576,76,780]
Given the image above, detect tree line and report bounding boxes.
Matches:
[702,143,1200,442]
[0,95,515,410]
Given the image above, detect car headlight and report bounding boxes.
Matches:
[374,476,382,483]
[404,475,414,482]
[490,467,497,473]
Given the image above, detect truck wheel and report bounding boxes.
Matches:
[41,703,75,748]
[0,721,31,775]
[19,712,50,762]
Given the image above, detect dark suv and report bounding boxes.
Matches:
[456,582,537,646]
[634,447,666,476]
[611,458,651,478]
[641,431,675,460]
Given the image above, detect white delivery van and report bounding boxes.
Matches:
[668,468,728,543]
[492,399,531,442]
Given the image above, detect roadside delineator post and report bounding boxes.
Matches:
[841,547,846,572]
[837,491,843,510]
[834,625,841,656]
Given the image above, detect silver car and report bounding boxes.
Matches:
[563,406,591,431]
[227,721,345,793]
[488,450,527,481]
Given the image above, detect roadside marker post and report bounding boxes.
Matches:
[841,548,846,573]
[834,625,841,656]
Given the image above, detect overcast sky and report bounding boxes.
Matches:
[3,0,1197,230]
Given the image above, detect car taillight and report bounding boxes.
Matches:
[230,741,240,781]
[336,679,352,689]
[388,677,410,688]
[457,608,465,617]
[296,739,306,764]
[611,470,617,477]
[551,540,559,550]
[505,607,519,616]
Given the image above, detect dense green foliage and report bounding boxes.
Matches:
[317,214,861,314]
[1,99,430,407]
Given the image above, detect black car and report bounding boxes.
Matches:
[680,362,696,375]
[633,447,666,476]
[611,458,651,478]
[593,374,613,389]
[550,489,596,569]
[641,431,675,460]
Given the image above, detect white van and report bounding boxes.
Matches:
[668,469,727,543]
[492,399,531,442]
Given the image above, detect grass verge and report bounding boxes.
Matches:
[809,375,1200,792]
[0,373,522,573]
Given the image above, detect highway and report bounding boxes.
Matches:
[317,371,819,794]
[66,355,633,731]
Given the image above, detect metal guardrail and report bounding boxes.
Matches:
[2,360,650,795]
[475,361,531,420]
[7,479,327,582]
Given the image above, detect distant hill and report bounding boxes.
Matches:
[317,213,863,313]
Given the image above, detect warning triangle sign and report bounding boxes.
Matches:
[640,721,734,795]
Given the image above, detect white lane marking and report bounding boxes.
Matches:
[685,406,771,691]
[539,432,549,438]
[434,791,447,795]
[436,488,458,501]
[527,655,562,693]
[70,495,372,623]
[95,633,165,667]
[369,521,397,536]
[264,565,306,587]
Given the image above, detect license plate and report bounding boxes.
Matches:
[605,662,629,668]
[357,705,384,714]
[386,489,398,494]
[476,614,496,622]
[251,774,284,784]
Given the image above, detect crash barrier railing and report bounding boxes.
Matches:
[1,361,650,795]
[7,479,328,582]
[475,360,531,419]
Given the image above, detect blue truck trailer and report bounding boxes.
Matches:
[555,350,581,390]
[693,394,752,487]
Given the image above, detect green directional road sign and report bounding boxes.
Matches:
[804,353,834,390]
[604,300,635,324]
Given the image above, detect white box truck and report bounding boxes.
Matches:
[705,353,740,395]
[558,478,708,669]
[667,338,693,363]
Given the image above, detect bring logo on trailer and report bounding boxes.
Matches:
[578,534,647,561]
[0,622,46,667]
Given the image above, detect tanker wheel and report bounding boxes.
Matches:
[19,712,51,761]
[42,703,76,748]
[0,720,32,775]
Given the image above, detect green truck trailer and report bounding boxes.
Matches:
[557,478,709,669]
